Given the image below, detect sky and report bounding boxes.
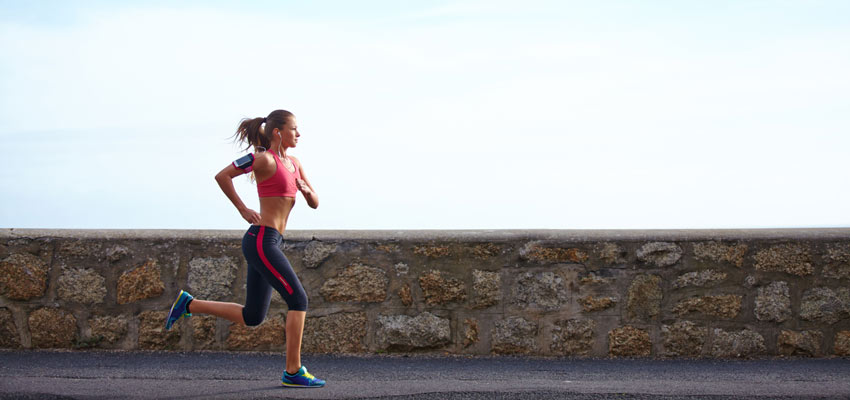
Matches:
[1,0,848,230]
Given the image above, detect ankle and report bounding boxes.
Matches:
[286,366,301,375]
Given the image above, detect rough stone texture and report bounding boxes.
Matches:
[117,260,165,304]
[0,253,48,300]
[512,271,569,311]
[398,283,413,307]
[661,321,707,357]
[520,243,588,264]
[672,270,728,289]
[471,269,500,309]
[609,325,651,357]
[693,241,748,267]
[800,287,850,325]
[414,245,450,258]
[597,242,627,264]
[0,308,20,348]
[187,256,238,301]
[89,315,128,346]
[580,273,612,285]
[754,281,792,322]
[303,312,367,353]
[492,316,538,354]
[320,262,388,303]
[471,243,500,259]
[376,312,450,351]
[754,244,813,276]
[743,275,758,288]
[551,319,595,356]
[394,263,409,276]
[138,311,181,350]
[626,275,662,320]
[835,331,850,356]
[226,314,285,351]
[57,267,107,305]
[303,241,336,269]
[419,270,467,306]
[711,328,765,358]
[823,243,850,279]
[673,295,742,319]
[375,244,399,253]
[579,295,617,312]
[463,318,479,348]
[105,245,129,263]
[58,240,102,258]
[636,242,682,267]
[192,316,217,350]
[28,307,77,349]
[778,330,822,356]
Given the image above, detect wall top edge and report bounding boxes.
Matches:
[1,228,849,242]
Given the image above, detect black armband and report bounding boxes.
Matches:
[232,153,254,172]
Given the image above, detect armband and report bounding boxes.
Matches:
[232,153,254,172]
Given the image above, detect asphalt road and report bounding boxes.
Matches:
[1,350,849,399]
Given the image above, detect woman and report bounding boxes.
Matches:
[164,109,325,388]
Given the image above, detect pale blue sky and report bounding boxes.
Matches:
[1,1,848,230]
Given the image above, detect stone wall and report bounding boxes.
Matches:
[1,228,849,358]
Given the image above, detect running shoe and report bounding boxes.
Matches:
[165,289,193,330]
[281,366,326,388]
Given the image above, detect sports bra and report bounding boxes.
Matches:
[257,152,301,198]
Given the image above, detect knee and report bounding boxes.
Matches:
[287,290,308,312]
[242,308,266,327]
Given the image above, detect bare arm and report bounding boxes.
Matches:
[214,156,265,224]
[292,156,319,209]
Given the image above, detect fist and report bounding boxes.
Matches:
[296,179,310,194]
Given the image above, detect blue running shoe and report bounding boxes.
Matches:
[281,366,325,388]
[165,289,193,330]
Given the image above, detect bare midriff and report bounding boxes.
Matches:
[258,196,296,234]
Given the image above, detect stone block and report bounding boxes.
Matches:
[711,328,765,358]
[778,330,822,356]
[303,241,336,269]
[303,312,367,353]
[320,262,388,303]
[29,307,77,349]
[673,295,742,319]
[398,283,413,307]
[226,314,285,351]
[57,267,106,305]
[492,316,538,354]
[754,281,791,322]
[835,331,850,356]
[419,270,466,306]
[138,311,181,350]
[376,312,450,351]
[89,315,128,346]
[117,260,165,304]
[823,243,850,280]
[463,318,479,348]
[551,319,595,356]
[511,271,568,311]
[192,316,217,350]
[0,308,20,348]
[609,325,651,357]
[580,272,612,285]
[57,240,102,258]
[692,241,747,267]
[471,243,500,259]
[661,321,707,357]
[626,274,662,320]
[414,245,450,258]
[0,253,49,300]
[187,256,238,301]
[754,244,813,276]
[471,269,500,309]
[800,287,850,325]
[636,242,682,267]
[596,242,627,264]
[578,295,617,312]
[520,242,588,264]
[672,270,727,289]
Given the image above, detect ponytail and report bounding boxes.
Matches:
[232,109,294,152]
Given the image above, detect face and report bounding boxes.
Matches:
[276,117,300,148]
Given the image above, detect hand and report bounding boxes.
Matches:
[239,208,261,224]
[296,179,311,195]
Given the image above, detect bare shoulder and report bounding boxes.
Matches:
[252,151,274,170]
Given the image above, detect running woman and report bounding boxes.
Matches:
[165,109,325,388]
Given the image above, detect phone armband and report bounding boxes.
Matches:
[232,153,254,173]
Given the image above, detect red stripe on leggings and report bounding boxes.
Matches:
[257,226,294,295]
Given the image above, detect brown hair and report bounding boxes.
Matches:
[233,109,294,152]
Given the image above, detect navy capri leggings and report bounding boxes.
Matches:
[241,225,308,326]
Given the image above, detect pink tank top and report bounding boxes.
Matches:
[257,152,301,198]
